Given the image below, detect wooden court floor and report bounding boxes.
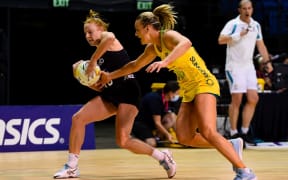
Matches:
[0,148,287,180]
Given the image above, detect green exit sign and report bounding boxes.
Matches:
[137,0,153,10]
[53,0,69,7]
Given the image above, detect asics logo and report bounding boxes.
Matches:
[0,118,60,146]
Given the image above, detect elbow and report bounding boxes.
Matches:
[184,39,192,48]
[218,35,227,45]
[218,39,222,45]
[187,40,192,47]
[218,38,224,45]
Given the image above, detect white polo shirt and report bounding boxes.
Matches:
[220,16,263,70]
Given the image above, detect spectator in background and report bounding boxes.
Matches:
[273,54,288,93]
[218,0,270,146]
[254,54,274,90]
[283,55,288,64]
[132,80,180,147]
[255,53,288,93]
[279,55,288,93]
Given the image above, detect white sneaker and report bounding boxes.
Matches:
[234,168,257,180]
[230,137,243,172]
[53,164,80,179]
[159,149,176,179]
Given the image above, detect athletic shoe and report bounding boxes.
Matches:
[241,133,257,146]
[230,133,241,139]
[53,164,80,179]
[159,149,176,178]
[230,137,243,172]
[234,168,257,180]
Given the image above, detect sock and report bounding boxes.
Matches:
[241,127,249,134]
[151,149,165,161]
[230,129,238,136]
[67,153,79,168]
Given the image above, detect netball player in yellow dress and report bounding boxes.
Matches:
[98,4,257,180]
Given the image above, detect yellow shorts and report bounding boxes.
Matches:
[180,77,220,102]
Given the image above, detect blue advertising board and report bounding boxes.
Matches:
[0,105,96,152]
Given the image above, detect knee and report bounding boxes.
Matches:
[71,113,85,127]
[247,95,259,106]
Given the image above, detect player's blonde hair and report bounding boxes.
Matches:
[136,4,177,30]
[84,9,109,30]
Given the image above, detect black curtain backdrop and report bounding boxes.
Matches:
[0,0,287,105]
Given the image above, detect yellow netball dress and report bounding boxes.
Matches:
[154,31,220,102]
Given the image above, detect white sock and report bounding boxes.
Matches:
[230,129,238,136]
[241,127,249,134]
[67,153,79,168]
[151,149,165,161]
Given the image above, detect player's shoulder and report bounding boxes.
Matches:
[226,17,240,26]
[101,31,115,36]
[250,18,260,26]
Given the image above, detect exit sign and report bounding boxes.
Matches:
[53,0,69,8]
[137,0,153,10]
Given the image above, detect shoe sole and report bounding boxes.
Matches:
[234,176,257,180]
[53,176,79,179]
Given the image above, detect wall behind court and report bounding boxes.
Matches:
[1,0,288,105]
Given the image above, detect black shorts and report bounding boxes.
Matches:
[132,121,155,141]
[101,77,141,109]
